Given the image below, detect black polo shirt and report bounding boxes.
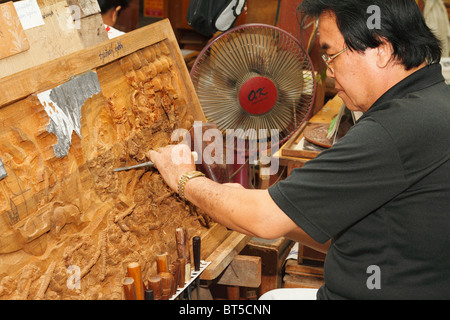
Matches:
[269,63,450,299]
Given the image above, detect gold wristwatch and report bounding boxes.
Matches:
[178,171,205,201]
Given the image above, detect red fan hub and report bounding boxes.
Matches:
[238,76,278,115]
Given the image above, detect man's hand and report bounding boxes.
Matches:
[148,144,196,192]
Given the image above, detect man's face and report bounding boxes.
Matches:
[319,12,379,113]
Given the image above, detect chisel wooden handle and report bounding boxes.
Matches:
[193,236,201,271]
[147,275,162,300]
[127,262,145,300]
[177,257,186,288]
[156,252,169,274]
[175,228,188,260]
[122,277,137,300]
[170,261,181,296]
[159,272,173,300]
[185,263,191,282]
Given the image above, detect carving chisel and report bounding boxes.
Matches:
[192,236,201,299]
[113,151,198,172]
[113,161,155,172]
[193,236,201,272]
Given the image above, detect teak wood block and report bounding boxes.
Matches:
[240,237,294,295]
[216,255,261,288]
[200,227,252,281]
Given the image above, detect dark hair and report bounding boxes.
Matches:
[299,0,442,70]
[98,0,130,14]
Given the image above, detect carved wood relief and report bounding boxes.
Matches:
[0,24,212,299]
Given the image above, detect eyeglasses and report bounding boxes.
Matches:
[322,47,348,73]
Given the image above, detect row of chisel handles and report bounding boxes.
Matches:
[123,230,201,300]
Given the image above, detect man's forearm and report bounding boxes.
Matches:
[184,177,330,253]
[183,177,271,237]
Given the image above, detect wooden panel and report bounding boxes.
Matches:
[0,19,227,300]
[0,2,30,60]
[0,19,201,113]
[0,0,108,79]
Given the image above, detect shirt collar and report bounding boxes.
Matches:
[365,63,445,114]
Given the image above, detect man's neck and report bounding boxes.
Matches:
[367,61,428,112]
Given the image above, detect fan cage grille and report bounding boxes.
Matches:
[190,24,316,147]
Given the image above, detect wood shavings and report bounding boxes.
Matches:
[99,230,108,282]
[114,204,137,223]
[19,265,39,300]
[80,237,102,279]
[35,261,56,300]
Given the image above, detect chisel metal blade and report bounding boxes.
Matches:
[113,151,198,172]
[113,161,155,172]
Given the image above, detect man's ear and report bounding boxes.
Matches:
[111,5,122,25]
[376,38,394,68]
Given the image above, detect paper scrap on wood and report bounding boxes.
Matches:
[13,0,45,30]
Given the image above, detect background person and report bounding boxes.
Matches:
[98,0,130,39]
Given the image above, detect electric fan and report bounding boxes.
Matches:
[190,24,316,143]
[190,24,316,185]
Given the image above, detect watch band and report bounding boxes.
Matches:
[178,171,205,201]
